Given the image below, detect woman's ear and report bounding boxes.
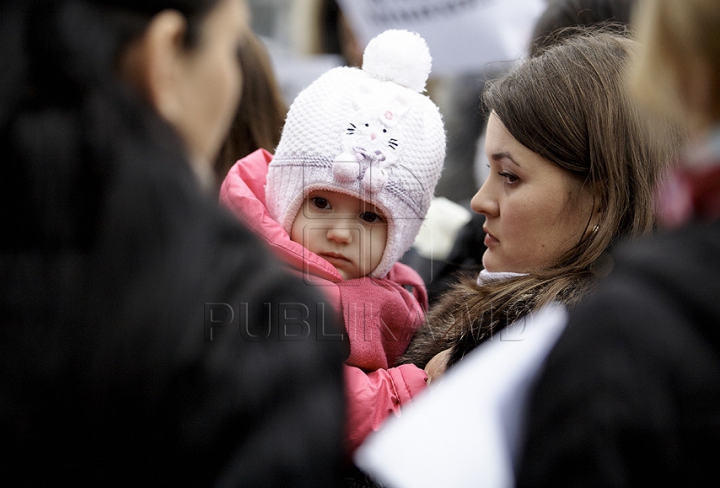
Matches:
[581,183,602,239]
[118,10,187,122]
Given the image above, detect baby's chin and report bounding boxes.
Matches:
[335,261,376,280]
[320,257,358,280]
[336,267,360,280]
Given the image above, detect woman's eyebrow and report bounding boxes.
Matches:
[491,151,522,167]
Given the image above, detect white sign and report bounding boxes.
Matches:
[355,303,569,488]
[337,0,546,76]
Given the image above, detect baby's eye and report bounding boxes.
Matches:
[360,211,383,223]
[311,197,330,209]
[382,129,387,133]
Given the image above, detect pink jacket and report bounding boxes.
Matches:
[219,149,428,452]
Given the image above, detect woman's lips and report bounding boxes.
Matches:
[483,229,499,246]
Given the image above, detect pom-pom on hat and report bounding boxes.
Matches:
[266,29,446,278]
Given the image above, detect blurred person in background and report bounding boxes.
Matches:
[529,0,636,55]
[290,0,363,68]
[214,28,287,184]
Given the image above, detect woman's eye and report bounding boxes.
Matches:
[311,197,329,209]
[498,171,519,184]
[360,212,382,223]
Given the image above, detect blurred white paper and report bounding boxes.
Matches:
[269,52,344,106]
[354,303,568,488]
[336,0,546,76]
[412,197,472,260]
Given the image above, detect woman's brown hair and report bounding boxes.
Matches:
[401,31,683,368]
[214,30,287,183]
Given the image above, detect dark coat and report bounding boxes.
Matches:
[0,145,348,486]
[516,219,720,487]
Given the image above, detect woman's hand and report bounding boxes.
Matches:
[424,348,452,385]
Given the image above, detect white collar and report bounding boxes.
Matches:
[476,269,526,285]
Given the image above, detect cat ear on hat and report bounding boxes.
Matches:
[379,93,411,128]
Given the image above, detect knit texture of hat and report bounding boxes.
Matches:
[266,29,446,278]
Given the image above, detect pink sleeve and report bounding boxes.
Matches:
[344,363,428,453]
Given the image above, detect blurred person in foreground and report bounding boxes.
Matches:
[516,0,720,485]
[0,0,346,485]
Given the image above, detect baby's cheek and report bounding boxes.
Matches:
[289,218,302,245]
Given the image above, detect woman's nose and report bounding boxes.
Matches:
[470,180,499,217]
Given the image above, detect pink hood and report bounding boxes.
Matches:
[219,149,341,283]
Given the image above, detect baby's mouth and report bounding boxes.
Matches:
[320,252,351,265]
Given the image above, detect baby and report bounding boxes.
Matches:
[220,29,446,451]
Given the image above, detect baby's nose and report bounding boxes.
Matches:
[326,225,353,243]
[370,133,376,141]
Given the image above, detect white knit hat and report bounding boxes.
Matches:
[266,29,446,278]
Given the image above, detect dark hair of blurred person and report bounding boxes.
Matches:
[530,0,636,56]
